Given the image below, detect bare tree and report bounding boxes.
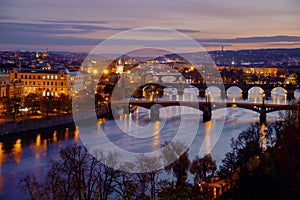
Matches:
[190,154,217,184]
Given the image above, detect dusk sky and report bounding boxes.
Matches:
[0,0,300,53]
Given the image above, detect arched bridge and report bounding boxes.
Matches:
[191,83,299,99]
[109,100,295,124]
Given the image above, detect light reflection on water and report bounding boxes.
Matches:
[0,125,81,199]
[0,86,296,199]
[12,139,22,164]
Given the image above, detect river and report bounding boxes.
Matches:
[0,87,297,199]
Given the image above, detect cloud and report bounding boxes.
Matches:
[41,20,110,24]
[175,29,201,33]
[196,36,300,44]
[0,22,129,36]
[0,32,102,46]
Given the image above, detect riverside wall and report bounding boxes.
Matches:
[0,114,75,135]
[0,106,109,135]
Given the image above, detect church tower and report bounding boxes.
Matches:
[116,57,125,74]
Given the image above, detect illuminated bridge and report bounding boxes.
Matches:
[108,100,296,124]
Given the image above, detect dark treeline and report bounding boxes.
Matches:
[20,102,300,200]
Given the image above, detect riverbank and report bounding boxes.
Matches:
[0,106,109,135]
[0,114,75,135]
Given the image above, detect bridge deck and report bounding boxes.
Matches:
[110,100,293,113]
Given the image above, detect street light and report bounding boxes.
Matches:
[262,93,266,105]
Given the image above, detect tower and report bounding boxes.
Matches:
[116,57,125,74]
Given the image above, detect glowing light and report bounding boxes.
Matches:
[74,127,79,140]
[260,123,266,150]
[65,128,69,140]
[53,131,57,143]
[152,121,161,153]
[12,139,22,163]
[203,121,212,155]
[36,134,41,147]
[0,142,6,165]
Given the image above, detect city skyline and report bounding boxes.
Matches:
[0,0,300,52]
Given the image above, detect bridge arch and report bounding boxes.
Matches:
[294,89,300,99]
[271,87,287,96]
[226,86,242,97]
[142,83,166,92]
[184,86,199,95]
[248,86,264,96]
[205,86,221,96]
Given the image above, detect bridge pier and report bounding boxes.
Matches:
[177,87,184,95]
[221,90,226,99]
[150,104,160,121]
[123,105,130,115]
[107,102,114,120]
[287,91,294,100]
[198,88,206,98]
[260,107,266,124]
[203,104,212,122]
[242,90,248,99]
[264,89,272,98]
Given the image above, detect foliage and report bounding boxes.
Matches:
[190,154,217,184]
[218,101,300,199]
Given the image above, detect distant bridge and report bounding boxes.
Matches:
[137,82,299,99]
[108,100,295,124]
[192,83,300,99]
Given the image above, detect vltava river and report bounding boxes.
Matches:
[0,87,297,199]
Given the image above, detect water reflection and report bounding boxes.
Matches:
[260,123,266,150]
[0,125,80,166]
[203,121,212,155]
[0,143,6,167]
[152,121,161,153]
[74,127,79,141]
[65,128,69,140]
[12,139,22,163]
[0,124,81,199]
[30,134,47,160]
[0,142,6,192]
[53,130,57,143]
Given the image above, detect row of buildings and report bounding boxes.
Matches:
[0,67,87,99]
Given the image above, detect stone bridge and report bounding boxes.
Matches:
[108,100,296,124]
[191,83,299,99]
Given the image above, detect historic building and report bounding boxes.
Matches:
[0,70,23,98]
[9,68,82,97]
